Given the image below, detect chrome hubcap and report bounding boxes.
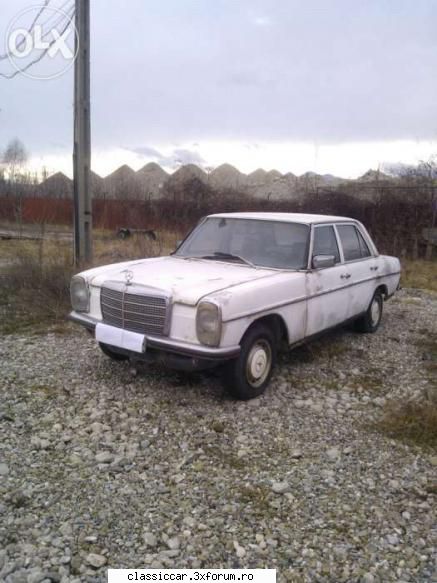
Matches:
[246,340,272,388]
[370,297,381,326]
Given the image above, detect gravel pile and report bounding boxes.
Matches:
[0,288,436,582]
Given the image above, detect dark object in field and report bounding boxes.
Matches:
[117,228,157,241]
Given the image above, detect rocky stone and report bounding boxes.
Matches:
[387,533,400,546]
[86,553,107,568]
[211,420,225,433]
[95,452,114,464]
[233,542,246,558]
[0,550,7,571]
[143,533,158,547]
[27,571,46,583]
[326,447,341,461]
[58,522,72,537]
[271,481,291,494]
[166,537,180,551]
[311,402,323,413]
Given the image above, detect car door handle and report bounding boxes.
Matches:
[340,273,351,280]
[370,266,379,271]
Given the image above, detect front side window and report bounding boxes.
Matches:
[312,226,340,263]
[175,218,310,269]
[337,224,371,261]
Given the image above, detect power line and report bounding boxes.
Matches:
[38,4,75,41]
[36,0,74,31]
[0,5,75,79]
[0,0,52,61]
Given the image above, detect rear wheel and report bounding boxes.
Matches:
[224,324,277,400]
[99,342,129,361]
[355,290,384,333]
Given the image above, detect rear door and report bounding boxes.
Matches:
[334,223,377,318]
[305,224,350,336]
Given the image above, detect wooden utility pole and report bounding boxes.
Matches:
[73,0,92,265]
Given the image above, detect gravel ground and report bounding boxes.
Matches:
[0,288,436,583]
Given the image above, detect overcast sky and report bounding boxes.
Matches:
[1,0,436,177]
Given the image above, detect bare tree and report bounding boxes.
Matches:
[0,164,5,196]
[2,138,28,181]
[403,156,437,259]
[2,138,28,234]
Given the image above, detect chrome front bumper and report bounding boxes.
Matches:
[68,311,240,361]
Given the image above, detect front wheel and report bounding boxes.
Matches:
[224,324,277,400]
[355,290,384,333]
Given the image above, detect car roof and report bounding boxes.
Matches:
[207,212,357,225]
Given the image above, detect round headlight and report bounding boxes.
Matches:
[196,301,222,347]
[70,276,90,312]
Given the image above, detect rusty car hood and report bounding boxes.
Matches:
[85,256,278,305]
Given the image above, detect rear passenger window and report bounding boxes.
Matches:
[337,225,371,261]
[313,226,340,263]
[356,229,371,258]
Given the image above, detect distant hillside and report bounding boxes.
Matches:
[37,163,409,202]
[209,164,246,189]
[358,169,394,183]
[166,164,207,186]
[137,163,168,200]
[38,172,73,198]
[103,164,139,199]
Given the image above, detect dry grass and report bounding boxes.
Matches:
[93,229,180,263]
[401,260,437,292]
[375,400,437,450]
[0,226,182,334]
[374,326,437,450]
[0,245,74,334]
[0,226,181,264]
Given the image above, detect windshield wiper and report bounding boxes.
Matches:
[200,252,257,268]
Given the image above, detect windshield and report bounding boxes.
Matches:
[175,218,310,269]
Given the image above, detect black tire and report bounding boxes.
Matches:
[99,342,129,361]
[355,290,384,333]
[224,324,277,400]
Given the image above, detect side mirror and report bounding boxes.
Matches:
[312,254,336,269]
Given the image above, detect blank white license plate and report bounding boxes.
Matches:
[95,323,146,353]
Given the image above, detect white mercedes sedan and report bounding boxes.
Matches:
[69,213,401,399]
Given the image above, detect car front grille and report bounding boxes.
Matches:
[100,284,170,336]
